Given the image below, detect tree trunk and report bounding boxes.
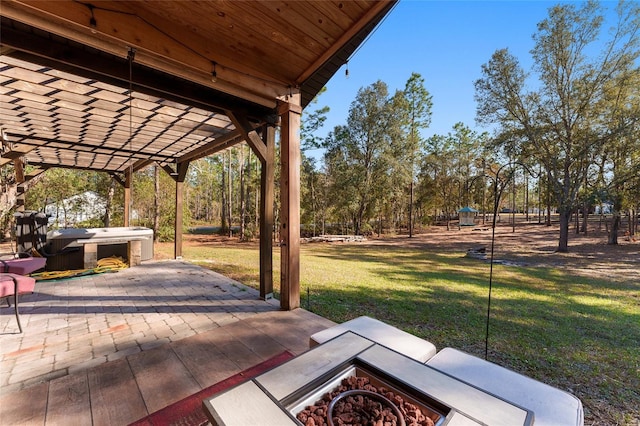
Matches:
[322,214,326,236]
[354,212,361,236]
[151,166,159,241]
[557,209,571,252]
[355,202,366,235]
[580,204,588,234]
[608,195,623,245]
[310,172,316,237]
[608,212,620,245]
[104,178,115,227]
[239,145,246,240]
[538,173,542,225]
[227,150,233,237]
[255,157,259,233]
[409,180,414,238]
[525,174,529,222]
[246,148,252,229]
[546,182,552,226]
[581,174,588,234]
[221,154,228,235]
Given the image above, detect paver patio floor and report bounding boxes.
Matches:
[0,260,335,425]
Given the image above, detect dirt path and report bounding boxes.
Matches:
[364,223,639,283]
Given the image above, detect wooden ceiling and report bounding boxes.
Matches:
[0,0,397,174]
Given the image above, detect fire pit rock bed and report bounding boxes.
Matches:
[296,376,435,426]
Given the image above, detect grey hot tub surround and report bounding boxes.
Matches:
[46,226,153,270]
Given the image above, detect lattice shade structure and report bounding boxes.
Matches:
[1,55,235,173]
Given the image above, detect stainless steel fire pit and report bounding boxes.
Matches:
[203,332,534,426]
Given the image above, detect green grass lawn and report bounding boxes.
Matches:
[159,240,639,425]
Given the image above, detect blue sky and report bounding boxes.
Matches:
[307,0,620,158]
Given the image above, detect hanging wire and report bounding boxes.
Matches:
[127,47,136,225]
[485,185,499,360]
[341,1,399,78]
[485,163,512,360]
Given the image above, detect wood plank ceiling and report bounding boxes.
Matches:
[0,0,397,174]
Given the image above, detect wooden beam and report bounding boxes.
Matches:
[1,2,287,107]
[259,124,275,300]
[178,130,244,163]
[227,112,266,162]
[13,158,25,183]
[111,173,125,187]
[11,166,47,214]
[278,97,301,310]
[3,132,177,165]
[296,1,396,84]
[0,144,36,166]
[161,164,179,180]
[22,167,48,181]
[132,159,155,173]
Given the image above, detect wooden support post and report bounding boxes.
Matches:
[259,124,275,299]
[175,178,183,259]
[124,169,132,227]
[173,162,189,259]
[228,112,276,300]
[279,99,302,310]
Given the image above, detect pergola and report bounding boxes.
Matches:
[0,1,397,310]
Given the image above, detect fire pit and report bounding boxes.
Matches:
[326,389,405,426]
[291,366,442,426]
[203,332,534,426]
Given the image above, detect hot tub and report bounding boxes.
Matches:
[45,226,153,270]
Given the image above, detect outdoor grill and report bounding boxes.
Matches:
[204,332,534,426]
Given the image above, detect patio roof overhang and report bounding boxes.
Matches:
[0,0,398,309]
[1,0,396,173]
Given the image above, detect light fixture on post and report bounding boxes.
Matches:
[211,62,217,83]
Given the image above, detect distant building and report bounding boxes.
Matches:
[45,191,106,228]
[594,203,613,215]
[458,206,479,226]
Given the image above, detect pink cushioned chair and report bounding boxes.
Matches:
[0,273,36,333]
[1,256,47,274]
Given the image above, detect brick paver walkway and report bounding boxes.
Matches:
[0,260,280,393]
